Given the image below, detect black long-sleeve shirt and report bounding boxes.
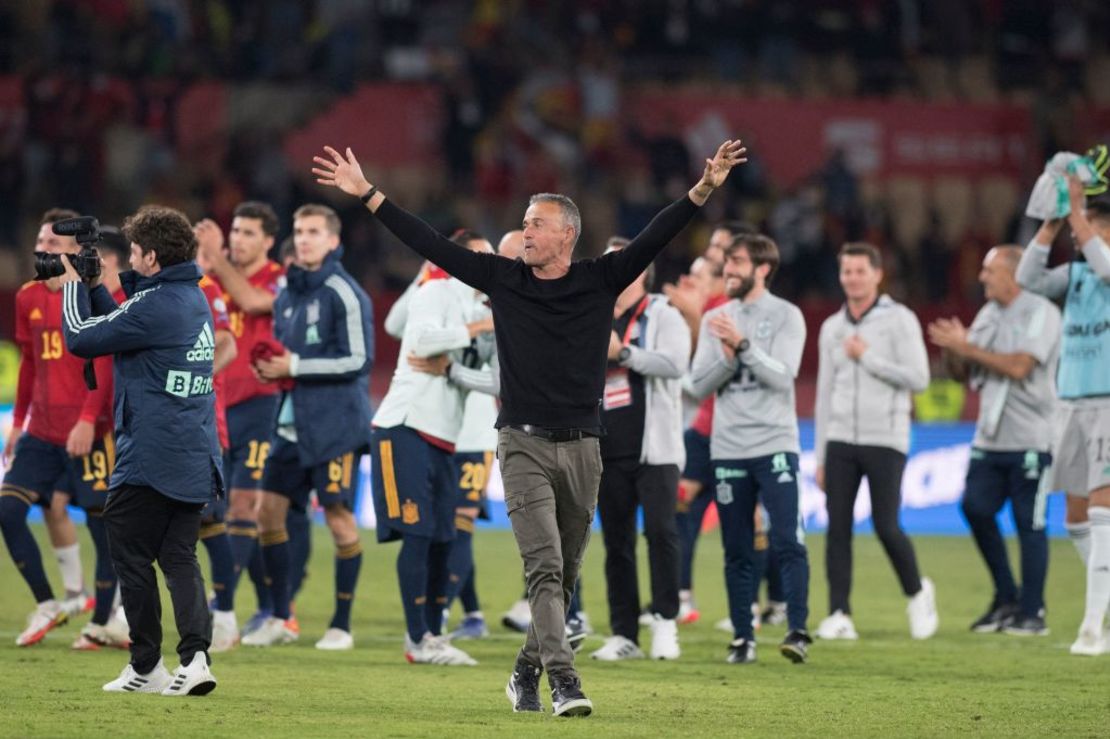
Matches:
[375,195,701,429]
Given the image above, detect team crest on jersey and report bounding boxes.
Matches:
[716,481,734,505]
[402,499,420,525]
[29,308,43,322]
[1023,450,1040,479]
[756,319,772,340]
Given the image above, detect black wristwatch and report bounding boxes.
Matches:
[617,346,632,363]
[735,338,750,353]
[359,185,378,204]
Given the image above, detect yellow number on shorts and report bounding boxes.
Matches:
[40,330,63,360]
[81,450,109,482]
[246,440,271,470]
[328,459,344,483]
[460,462,488,493]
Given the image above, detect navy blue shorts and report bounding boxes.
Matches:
[455,451,492,520]
[682,428,713,488]
[1,432,114,510]
[262,437,361,511]
[370,426,456,544]
[225,395,279,491]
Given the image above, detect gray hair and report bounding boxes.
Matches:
[529,193,581,246]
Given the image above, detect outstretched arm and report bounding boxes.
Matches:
[314,146,495,292]
[606,140,747,291]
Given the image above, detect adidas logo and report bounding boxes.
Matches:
[776,471,794,483]
[186,323,216,362]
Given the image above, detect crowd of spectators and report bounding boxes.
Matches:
[1,0,1108,305]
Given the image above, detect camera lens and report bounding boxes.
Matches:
[33,252,66,281]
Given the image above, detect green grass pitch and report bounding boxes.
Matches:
[1,525,1108,737]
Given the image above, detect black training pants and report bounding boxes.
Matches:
[824,441,922,615]
[597,458,681,642]
[104,484,210,674]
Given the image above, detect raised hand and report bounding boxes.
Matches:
[313,146,373,198]
[701,140,747,189]
[689,140,747,205]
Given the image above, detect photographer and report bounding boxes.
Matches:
[59,205,223,696]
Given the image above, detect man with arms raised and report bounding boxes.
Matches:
[1017,182,1110,655]
[315,139,745,716]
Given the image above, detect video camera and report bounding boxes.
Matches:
[34,216,103,282]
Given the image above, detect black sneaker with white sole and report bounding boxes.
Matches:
[1003,614,1049,636]
[779,630,812,663]
[549,671,593,717]
[726,638,756,664]
[506,657,543,712]
[970,602,1019,633]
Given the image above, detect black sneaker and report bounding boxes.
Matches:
[1003,614,1049,637]
[726,638,756,664]
[505,658,543,713]
[549,671,593,717]
[970,602,1019,633]
[565,618,588,654]
[779,630,812,664]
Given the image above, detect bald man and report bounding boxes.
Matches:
[929,245,1062,637]
[498,230,524,260]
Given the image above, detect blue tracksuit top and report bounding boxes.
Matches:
[62,262,224,504]
[273,246,374,466]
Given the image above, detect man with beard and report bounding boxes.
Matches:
[688,234,812,665]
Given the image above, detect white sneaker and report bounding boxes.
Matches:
[649,615,681,660]
[161,653,217,696]
[907,577,939,640]
[590,635,645,661]
[638,610,654,627]
[677,598,700,625]
[59,591,94,618]
[17,600,67,646]
[501,599,531,633]
[573,611,592,634]
[816,610,859,640]
[240,616,297,647]
[714,617,734,633]
[210,610,239,653]
[316,627,354,651]
[103,659,173,693]
[1070,616,1108,656]
[405,633,477,665]
[72,621,130,651]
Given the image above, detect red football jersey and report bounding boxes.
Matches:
[689,293,732,437]
[199,274,231,449]
[222,260,285,408]
[12,282,113,447]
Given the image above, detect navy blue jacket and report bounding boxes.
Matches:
[274,247,373,466]
[62,262,224,505]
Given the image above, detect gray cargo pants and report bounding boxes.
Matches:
[497,427,602,675]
